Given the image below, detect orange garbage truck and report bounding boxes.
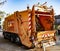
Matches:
[3,3,56,48]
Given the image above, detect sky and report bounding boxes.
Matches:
[0,0,60,15]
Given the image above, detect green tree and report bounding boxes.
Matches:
[0,0,7,29]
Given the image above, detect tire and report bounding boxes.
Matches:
[15,36,22,45]
[3,32,7,39]
[15,36,20,43]
[10,36,14,43]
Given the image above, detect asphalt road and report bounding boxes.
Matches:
[0,31,60,51]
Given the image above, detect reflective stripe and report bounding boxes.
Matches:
[42,34,50,37]
[28,17,31,21]
[28,13,31,29]
[28,13,31,37]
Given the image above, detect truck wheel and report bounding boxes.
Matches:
[15,36,20,43]
[15,36,22,45]
[10,36,14,43]
[3,33,7,39]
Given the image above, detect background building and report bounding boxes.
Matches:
[55,15,60,29]
[55,15,60,25]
